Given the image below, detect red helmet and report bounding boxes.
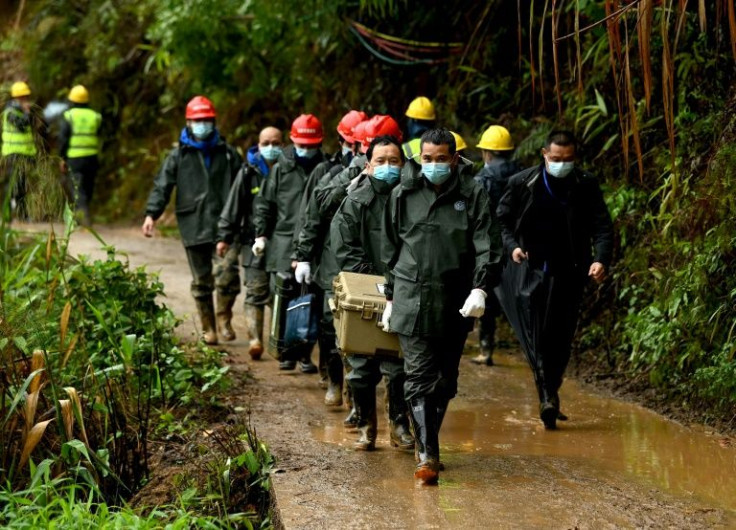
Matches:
[185,96,216,120]
[290,114,324,145]
[352,120,371,154]
[364,115,403,146]
[336,110,368,143]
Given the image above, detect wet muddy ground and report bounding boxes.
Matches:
[60,225,736,529]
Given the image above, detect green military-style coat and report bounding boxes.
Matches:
[253,145,324,273]
[331,174,395,275]
[382,163,502,337]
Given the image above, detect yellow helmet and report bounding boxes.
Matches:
[451,131,468,151]
[477,125,514,151]
[405,96,436,121]
[68,85,89,104]
[10,81,31,98]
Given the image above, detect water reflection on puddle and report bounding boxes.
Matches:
[312,352,736,515]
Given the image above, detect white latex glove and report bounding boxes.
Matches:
[381,301,393,333]
[459,289,487,318]
[295,261,312,284]
[252,237,267,257]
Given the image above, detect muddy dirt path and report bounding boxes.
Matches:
[56,225,736,529]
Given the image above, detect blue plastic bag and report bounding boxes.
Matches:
[284,293,319,348]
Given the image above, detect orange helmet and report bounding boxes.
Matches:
[364,115,403,146]
[337,110,368,143]
[290,114,324,145]
[352,121,371,154]
[185,96,216,119]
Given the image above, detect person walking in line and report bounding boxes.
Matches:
[59,85,102,226]
[142,96,242,345]
[331,134,414,452]
[382,128,502,484]
[1,81,40,221]
[471,125,522,367]
[495,130,613,430]
[217,126,283,359]
[251,114,325,372]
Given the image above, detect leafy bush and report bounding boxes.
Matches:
[0,209,230,499]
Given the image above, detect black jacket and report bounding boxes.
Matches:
[474,157,522,208]
[496,164,614,273]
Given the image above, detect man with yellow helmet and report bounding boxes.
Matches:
[1,81,39,220]
[59,85,102,226]
[472,125,522,367]
[402,97,436,161]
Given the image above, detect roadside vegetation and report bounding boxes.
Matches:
[0,208,275,528]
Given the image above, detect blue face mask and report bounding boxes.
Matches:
[260,145,282,162]
[372,164,401,184]
[191,121,214,140]
[546,159,575,179]
[422,162,452,185]
[341,145,353,157]
[295,146,319,159]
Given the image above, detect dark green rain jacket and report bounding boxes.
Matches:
[381,163,502,337]
[331,174,395,274]
[145,133,241,248]
[253,145,324,273]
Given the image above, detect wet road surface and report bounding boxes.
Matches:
[61,225,736,529]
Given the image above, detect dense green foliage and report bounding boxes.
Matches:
[0,210,273,527]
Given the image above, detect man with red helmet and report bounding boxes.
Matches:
[291,110,368,400]
[331,133,415,453]
[252,114,325,372]
[142,96,242,345]
[293,115,403,411]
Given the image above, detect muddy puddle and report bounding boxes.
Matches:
[311,351,736,526]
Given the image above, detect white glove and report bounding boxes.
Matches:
[251,237,267,257]
[295,261,312,284]
[381,301,393,333]
[459,289,486,318]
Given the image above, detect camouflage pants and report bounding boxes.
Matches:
[185,242,241,300]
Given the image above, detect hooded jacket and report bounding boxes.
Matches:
[145,128,241,247]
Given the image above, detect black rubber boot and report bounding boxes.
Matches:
[408,396,440,484]
[353,387,377,451]
[539,387,558,430]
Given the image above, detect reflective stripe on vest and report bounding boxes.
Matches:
[402,138,421,160]
[64,108,101,158]
[1,108,37,157]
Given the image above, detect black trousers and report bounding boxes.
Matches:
[65,156,99,221]
[398,331,469,402]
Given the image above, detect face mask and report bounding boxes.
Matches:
[546,159,575,179]
[260,145,282,162]
[422,162,452,185]
[295,146,319,159]
[372,164,401,184]
[191,121,214,140]
[341,145,353,157]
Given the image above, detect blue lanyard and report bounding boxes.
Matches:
[542,167,568,206]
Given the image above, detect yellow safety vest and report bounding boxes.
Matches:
[64,107,102,158]
[1,107,37,157]
[402,138,421,160]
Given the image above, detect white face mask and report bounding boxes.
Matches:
[546,159,575,179]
